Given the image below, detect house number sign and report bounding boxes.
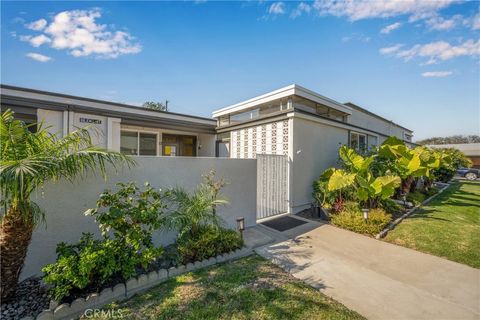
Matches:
[79,118,102,124]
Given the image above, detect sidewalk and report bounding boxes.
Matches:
[250,219,480,320]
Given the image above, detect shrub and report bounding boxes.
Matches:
[378,198,403,216]
[43,182,166,301]
[176,226,243,264]
[432,148,472,182]
[43,233,134,301]
[313,165,358,209]
[331,207,391,236]
[424,186,439,198]
[406,191,426,206]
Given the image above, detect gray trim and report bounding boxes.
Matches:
[122,118,214,134]
[1,84,214,122]
[1,94,216,134]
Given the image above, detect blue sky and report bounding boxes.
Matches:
[1,1,479,140]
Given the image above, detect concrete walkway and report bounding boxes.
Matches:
[253,220,480,320]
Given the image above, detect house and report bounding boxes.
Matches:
[1,83,413,215]
[0,84,217,157]
[212,84,413,213]
[428,143,480,168]
[2,83,417,278]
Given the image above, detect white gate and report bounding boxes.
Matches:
[256,154,289,220]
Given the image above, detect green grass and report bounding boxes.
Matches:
[384,181,480,268]
[87,255,364,320]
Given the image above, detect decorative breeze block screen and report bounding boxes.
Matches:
[230,120,289,159]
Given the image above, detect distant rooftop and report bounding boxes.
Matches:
[428,143,480,156]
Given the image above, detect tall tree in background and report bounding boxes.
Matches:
[0,110,134,301]
[143,101,169,112]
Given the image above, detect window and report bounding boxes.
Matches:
[350,132,367,153]
[139,133,157,155]
[120,131,158,156]
[120,131,138,155]
[404,132,412,142]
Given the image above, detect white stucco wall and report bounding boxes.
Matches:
[290,117,348,212]
[71,112,109,148]
[348,108,409,140]
[22,157,256,280]
[37,109,122,151]
[37,109,64,136]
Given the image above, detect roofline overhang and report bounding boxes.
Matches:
[0,84,217,127]
[212,84,352,118]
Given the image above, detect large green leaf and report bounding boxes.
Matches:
[327,169,356,191]
[372,175,401,199]
[339,146,374,172]
[319,167,336,181]
[406,154,421,174]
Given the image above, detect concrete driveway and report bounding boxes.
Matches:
[254,221,480,320]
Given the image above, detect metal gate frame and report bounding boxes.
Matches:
[256,154,289,220]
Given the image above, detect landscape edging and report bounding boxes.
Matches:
[375,183,451,239]
[32,247,253,320]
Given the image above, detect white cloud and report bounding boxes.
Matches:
[291,2,311,18]
[422,71,452,77]
[26,52,52,62]
[312,0,455,21]
[268,2,286,15]
[379,44,403,55]
[472,14,480,30]
[384,39,480,64]
[21,9,142,59]
[26,18,47,31]
[425,14,465,31]
[20,34,51,47]
[380,22,401,34]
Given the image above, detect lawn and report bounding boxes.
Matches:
[384,180,480,268]
[87,255,364,320]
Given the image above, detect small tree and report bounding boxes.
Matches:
[0,109,134,301]
[143,101,168,112]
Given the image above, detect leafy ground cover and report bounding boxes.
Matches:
[384,181,480,268]
[87,255,364,320]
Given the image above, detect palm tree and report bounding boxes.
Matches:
[165,185,228,239]
[0,109,134,301]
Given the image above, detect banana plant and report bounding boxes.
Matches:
[326,146,401,208]
[378,137,437,194]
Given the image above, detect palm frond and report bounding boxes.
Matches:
[0,109,135,224]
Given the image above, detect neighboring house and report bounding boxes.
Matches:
[1,83,413,214]
[0,84,217,157]
[212,84,413,212]
[428,143,480,168]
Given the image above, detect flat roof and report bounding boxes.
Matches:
[345,102,412,133]
[212,84,353,118]
[1,84,216,132]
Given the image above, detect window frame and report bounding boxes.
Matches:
[120,129,159,156]
[349,131,367,153]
